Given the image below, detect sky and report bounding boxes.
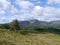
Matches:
[0,0,60,23]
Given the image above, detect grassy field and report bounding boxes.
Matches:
[0,29,60,45]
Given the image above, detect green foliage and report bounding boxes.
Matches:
[10,20,21,30]
[0,24,10,29]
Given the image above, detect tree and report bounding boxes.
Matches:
[10,20,21,30]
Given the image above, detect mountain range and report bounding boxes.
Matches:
[19,19,60,30]
[0,19,60,30]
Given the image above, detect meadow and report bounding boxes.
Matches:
[0,29,60,45]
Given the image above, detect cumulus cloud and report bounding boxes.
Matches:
[39,6,60,21]
[0,0,20,23]
[14,0,43,20]
[15,0,34,9]
[0,0,60,23]
[47,0,60,5]
[31,6,43,19]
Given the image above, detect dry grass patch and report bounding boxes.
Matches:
[0,29,60,45]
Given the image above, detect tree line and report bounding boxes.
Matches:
[0,20,21,30]
[0,20,60,34]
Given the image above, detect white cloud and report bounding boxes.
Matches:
[0,0,20,23]
[0,0,19,15]
[40,6,60,21]
[31,6,43,19]
[0,0,44,22]
[15,5,44,21]
[43,6,60,18]
[15,0,34,9]
[0,0,60,23]
[0,11,5,14]
[47,0,60,5]
[0,0,10,10]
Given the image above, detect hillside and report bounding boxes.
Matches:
[0,19,60,30]
[0,29,60,45]
[19,20,60,30]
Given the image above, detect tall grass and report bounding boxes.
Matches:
[0,29,60,45]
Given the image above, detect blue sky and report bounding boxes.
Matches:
[0,0,60,24]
